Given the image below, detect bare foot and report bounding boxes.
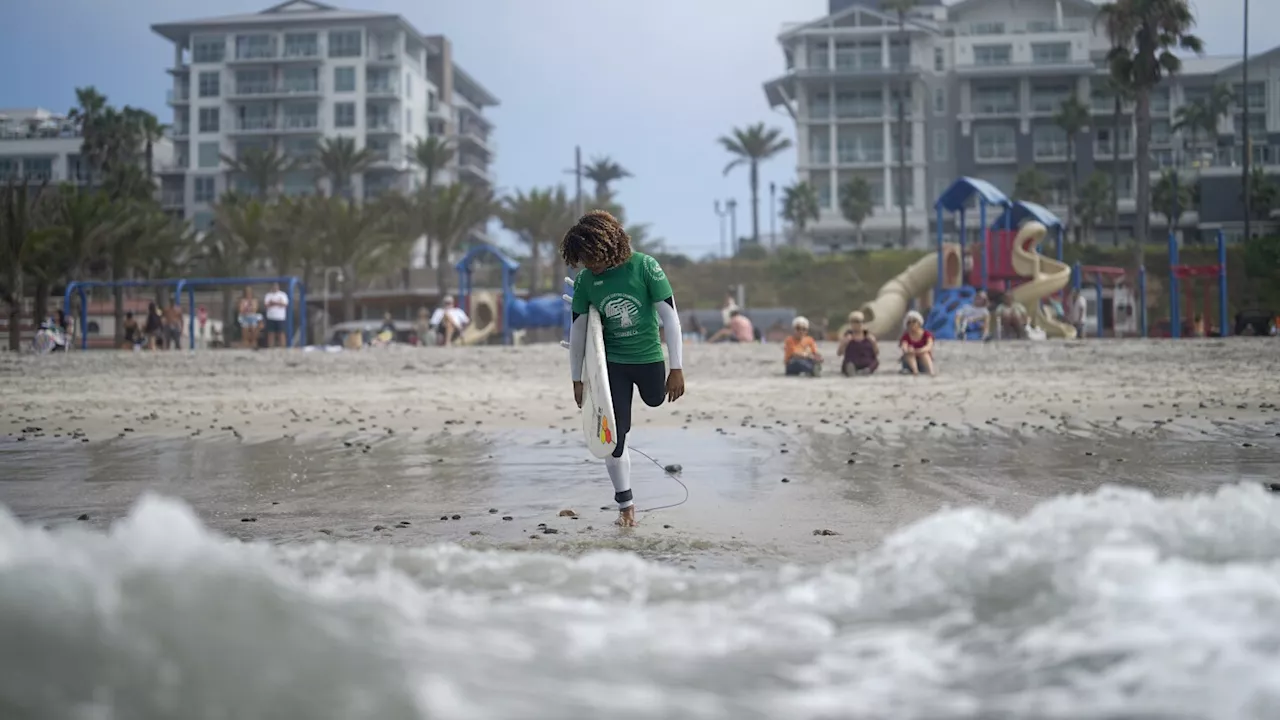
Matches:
[615,507,638,527]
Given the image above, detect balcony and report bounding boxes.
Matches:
[161,189,185,208]
[458,158,491,184]
[171,125,191,139]
[1033,142,1068,160]
[367,146,405,166]
[837,148,884,165]
[456,125,491,155]
[281,114,321,132]
[229,81,323,99]
[166,88,191,105]
[366,82,400,98]
[366,117,400,134]
[972,100,1018,116]
[366,46,401,64]
[834,103,884,119]
[281,43,321,62]
[229,44,279,64]
[230,116,279,134]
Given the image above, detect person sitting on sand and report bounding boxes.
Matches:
[430,295,469,346]
[838,311,879,376]
[564,210,685,528]
[993,293,1028,339]
[783,316,823,376]
[899,310,936,376]
[954,290,991,341]
[708,309,754,343]
[122,311,142,350]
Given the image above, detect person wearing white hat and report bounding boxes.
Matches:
[783,316,823,376]
[839,310,879,376]
[898,310,936,376]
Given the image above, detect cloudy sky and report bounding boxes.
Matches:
[0,0,1268,256]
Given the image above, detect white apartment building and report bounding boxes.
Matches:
[0,107,174,191]
[150,0,498,256]
[767,0,1280,250]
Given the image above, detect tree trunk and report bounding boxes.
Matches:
[1133,88,1151,265]
[435,255,450,299]
[33,279,50,326]
[220,289,234,345]
[112,251,126,346]
[341,263,356,323]
[6,261,20,352]
[748,161,760,248]
[1065,136,1077,244]
[1111,96,1122,248]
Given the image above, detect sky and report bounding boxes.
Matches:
[0,0,1271,257]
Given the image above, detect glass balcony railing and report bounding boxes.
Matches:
[236,117,277,131]
[234,44,278,60]
[282,115,319,130]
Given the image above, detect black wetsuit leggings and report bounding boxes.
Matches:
[607,361,667,458]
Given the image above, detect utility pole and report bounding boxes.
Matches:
[1242,0,1252,243]
[727,199,739,256]
[575,145,584,218]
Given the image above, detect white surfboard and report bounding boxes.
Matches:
[562,282,618,459]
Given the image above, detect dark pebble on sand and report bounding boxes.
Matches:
[488,508,499,514]
[1268,484,1280,493]
[781,478,790,483]
[921,458,930,464]
[892,463,902,468]
[398,521,410,526]
[318,529,332,535]
[76,513,89,521]
[1085,451,1095,456]
[373,525,386,531]
[440,516,449,521]
[663,524,672,529]
[813,529,840,536]
[847,459,856,464]
[1243,442,1254,448]
[542,527,559,534]
[664,464,682,474]
[451,514,461,520]
[502,516,513,521]
[241,517,257,522]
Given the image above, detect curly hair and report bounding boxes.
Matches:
[560,210,631,269]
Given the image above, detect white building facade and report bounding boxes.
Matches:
[0,107,174,193]
[767,0,1280,250]
[150,0,498,256]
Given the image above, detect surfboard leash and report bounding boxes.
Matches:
[629,445,689,513]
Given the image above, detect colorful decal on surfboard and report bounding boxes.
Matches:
[597,412,612,445]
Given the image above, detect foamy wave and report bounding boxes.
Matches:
[3,486,1280,720]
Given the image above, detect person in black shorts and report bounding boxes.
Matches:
[565,210,685,527]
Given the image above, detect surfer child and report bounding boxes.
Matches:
[564,210,686,527]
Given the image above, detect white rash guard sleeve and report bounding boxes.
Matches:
[569,314,588,382]
[654,299,683,371]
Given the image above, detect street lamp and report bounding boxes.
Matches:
[769,182,778,248]
[726,199,739,256]
[1241,0,1252,242]
[322,266,345,345]
[714,200,729,257]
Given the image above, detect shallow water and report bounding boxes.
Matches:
[2,487,1280,720]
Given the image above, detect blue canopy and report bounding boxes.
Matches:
[934,176,1011,212]
[990,200,1062,230]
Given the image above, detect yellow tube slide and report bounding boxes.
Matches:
[1008,222,1076,339]
[860,243,962,338]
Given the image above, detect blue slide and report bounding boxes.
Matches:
[925,287,985,341]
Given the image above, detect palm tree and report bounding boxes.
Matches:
[1054,95,1090,242]
[583,157,632,203]
[418,183,495,296]
[68,86,109,185]
[1151,169,1191,232]
[221,146,294,199]
[1173,83,1232,154]
[883,0,917,248]
[32,186,121,324]
[125,107,166,183]
[0,181,58,350]
[625,223,665,255]
[134,212,197,302]
[410,136,454,190]
[313,196,407,322]
[314,136,374,198]
[1098,75,1134,248]
[1015,168,1052,205]
[718,123,792,246]
[837,178,874,247]
[781,182,820,244]
[1246,166,1279,221]
[1075,172,1114,245]
[1097,0,1204,260]
[500,187,572,293]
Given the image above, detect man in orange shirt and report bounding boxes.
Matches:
[783,316,823,376]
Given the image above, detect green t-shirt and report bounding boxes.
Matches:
[571,252,673,365]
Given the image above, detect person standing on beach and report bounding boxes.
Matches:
[238,287,261,349]
[564,210,685,528]
[262,283,290,348]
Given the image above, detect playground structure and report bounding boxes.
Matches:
[864,177,1076,340]
[1070,264,1142,338]
[1167,230,1228,338]
[63,276,307,350]
[454,245,569,346]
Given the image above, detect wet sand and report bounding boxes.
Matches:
[2,340,1278,567]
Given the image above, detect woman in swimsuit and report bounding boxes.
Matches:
[898,310,936,376]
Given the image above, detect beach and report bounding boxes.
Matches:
[2,339,1280,719]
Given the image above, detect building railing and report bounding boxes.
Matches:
[234,43,278,60]
[367,117,399,132]
[282,43,320,59]
[282,115,320,130]
[236,117,278,131]
[366,82,400,95]
[232,80,323,96]
[161,189,185,207]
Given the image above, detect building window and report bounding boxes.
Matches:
[1032,125,1067,159]
[810,91,831,118]
[974,125,1016,161]
[1095,126,1132,157]
[334,102,356,128]
[1031,84,1071,113]
[194,176,215,203]
[838,127,883,163]
[23,157,53,181]
[970,22,1005,35]
[1030,43,1070,65]
[198,107,219,133]
[973,45,1012,67]
[328,30,362,58]
[405,73,412,98]
[197,142,221,168]
[811,175,832,209]
[235,34,275,60]
[933,88,946,115]
[934,47,945,72]
[334,67,355,93]
[0,158,17,181]
[973,85,1018,114]
[933,129,948,161]
[283,32,318,58]
[809,129,830,164]
[192,35,225,63]
[406,108,413,131]
[198,71,220,98]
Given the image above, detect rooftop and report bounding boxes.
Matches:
[0,108,80,141]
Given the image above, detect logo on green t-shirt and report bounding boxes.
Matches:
[572,253,673,365]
